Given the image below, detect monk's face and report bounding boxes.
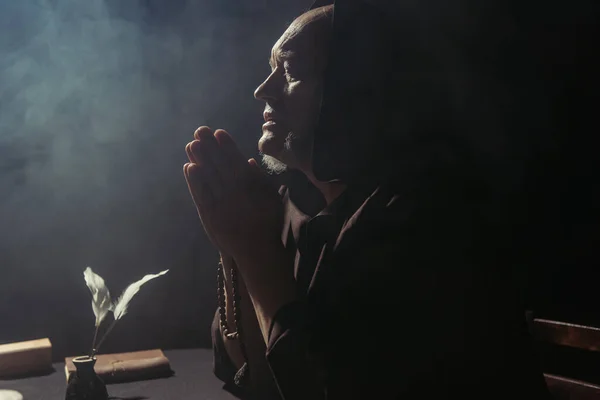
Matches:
[254,8,331,173]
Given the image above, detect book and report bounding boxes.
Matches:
[0,338,53,378]
[64,349,173,384]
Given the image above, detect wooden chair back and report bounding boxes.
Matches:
[529,315,600,399]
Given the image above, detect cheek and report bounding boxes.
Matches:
[285,82,321,132]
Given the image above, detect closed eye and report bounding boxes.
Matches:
[283,61,300,81]
[284,70,296,81]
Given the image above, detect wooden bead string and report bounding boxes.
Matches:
[217,260,240,340]
[217,260,250,387]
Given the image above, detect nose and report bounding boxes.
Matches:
[254,70,279,102]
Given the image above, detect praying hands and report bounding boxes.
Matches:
[184,126,296,340]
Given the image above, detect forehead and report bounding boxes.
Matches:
[270,18,324,66]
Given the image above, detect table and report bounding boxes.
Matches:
[0,348,238,400]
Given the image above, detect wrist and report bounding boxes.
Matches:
[230,240,297,342]
[230,234,286,267]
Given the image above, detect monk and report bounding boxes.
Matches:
[184,2,551,399]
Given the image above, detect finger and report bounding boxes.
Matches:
[245,157,262,183]
[214,130,248,192]
[247,158,262,178]
[196,129,242,194]
[185,142,197,163]
[194,126,213,141]
[184,163,218,247]
[192,129,223,171]
[189,126,213,163]
[248,158,259,168]
[190,139,224,200]
[192,127,217,162]
[248,158,280,192]
[248,158,270,179]
[203,130,233,179]
[185,162,215,210]
[184,163,204,208]
[214,129,246,170]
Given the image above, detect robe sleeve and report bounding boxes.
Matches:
[265,301,324,400]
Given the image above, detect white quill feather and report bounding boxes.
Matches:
[83,267,112,327]
[112,269,169,320]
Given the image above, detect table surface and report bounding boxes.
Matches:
[0,348,238,400]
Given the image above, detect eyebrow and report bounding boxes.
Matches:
[269,49,296,69]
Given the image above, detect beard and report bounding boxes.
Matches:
[260,131,312,175]
[261,154,288,174]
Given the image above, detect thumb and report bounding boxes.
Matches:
[248,158,259,168]
[247,158,264,177]
[248,158,278,190]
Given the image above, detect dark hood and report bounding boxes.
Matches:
[304,0,600,315]
[308,0,471,185]
[307,0,598,190]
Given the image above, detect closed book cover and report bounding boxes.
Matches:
[64,349,173,384]
[0,338,53,378]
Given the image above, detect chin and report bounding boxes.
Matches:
[258,128,305,173]
[258,138,288,173]
[258,129,286,156]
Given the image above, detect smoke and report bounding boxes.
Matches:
[0,0,310,356]
[0,1,196,355]
[0,0,250,254]
[0,0,176,243]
